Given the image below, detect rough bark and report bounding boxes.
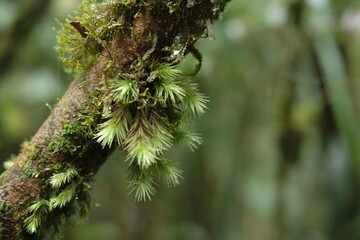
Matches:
[0,0,230,239]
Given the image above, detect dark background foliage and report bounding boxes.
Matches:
[2,0,360,239]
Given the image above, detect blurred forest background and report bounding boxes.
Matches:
[2,0,360,239]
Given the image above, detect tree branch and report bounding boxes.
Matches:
[0,0,230,239]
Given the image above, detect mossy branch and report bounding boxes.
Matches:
[0,0,230,239]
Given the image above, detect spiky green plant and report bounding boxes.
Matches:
[24,215,42,234]
[50,167,79,188]
[95,106,131,147]
[24,164,91,234]
[128,175,157,202]
[49,183,78,210]
[95,63,207,201]
[55,0,208,201]
[28,200,49,215]
[24,200,49,234]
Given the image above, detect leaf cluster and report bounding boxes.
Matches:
[23,165,91,237]
[95,62,207,201]
[56,0,209,201]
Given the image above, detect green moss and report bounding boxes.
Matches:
[33,0,212,205]
[21,144,51,178]
[55,0,203,73]
[10,0,223,237]
[55,0,138,72]
[65,0,210,200]
[48,120,94,157]
[47,94,102,158]
[19,88,103,235]
[0,202,10,213]
[21,163,92,238]
[19,196,32,207]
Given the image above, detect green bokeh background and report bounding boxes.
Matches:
[2,0,360,239]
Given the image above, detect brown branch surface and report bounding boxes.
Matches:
[0,1,230,239]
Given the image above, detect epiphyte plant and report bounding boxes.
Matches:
[0,0,230,238]
[56,0,209,201]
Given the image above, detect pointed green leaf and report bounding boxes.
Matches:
[157,64,182,80]
[181,81,208,115]
[111,78,137,103]
[128,176,157,201]
[49,184,77,210]
[156,159,183,186]
[50,168,79,188]
[24,215,41,234]
[95,108,130,148]
[28,200,49,214]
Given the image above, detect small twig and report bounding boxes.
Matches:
[69,21,88,38]
[185,44,203,76]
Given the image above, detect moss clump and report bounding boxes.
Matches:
[0,202,10,213]
[55,0,160,72]
[48,120,94,157]
[12,0,229,237]
[22,163,92,238]
[19,196,32,207]
[55,0,210,73]
[56,0,210,201]
[95,61,207,201]
[55,0,125,72]
[21,144,51,178]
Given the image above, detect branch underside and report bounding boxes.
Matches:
[0,0,230,239]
